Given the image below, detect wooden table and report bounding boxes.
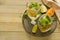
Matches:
[0,0,60,40]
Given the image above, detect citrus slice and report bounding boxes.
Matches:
[46,8,55,16]
[32,25,38,33]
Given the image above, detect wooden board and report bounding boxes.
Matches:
[0,0,59,40]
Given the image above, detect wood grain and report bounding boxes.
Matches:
[0,32,59,40]
[0,0,59,40]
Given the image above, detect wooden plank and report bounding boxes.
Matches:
[0,0,41,6]
[0,13,22,22]
[0,31,29,40]
[0,22,24,31]
[0,0,27,6]
[0,32,59,40]
[26,0,41,3]
[0,5,26,13]
[0,5,25,22]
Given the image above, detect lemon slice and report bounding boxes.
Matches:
[40,4,47,13]
[32,25,38,33]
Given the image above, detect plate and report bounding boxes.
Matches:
[22,4,57,37]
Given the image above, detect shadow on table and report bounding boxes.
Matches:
[26,33,53,40]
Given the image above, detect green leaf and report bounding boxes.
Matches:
[23,13,28,18]
[28,2,39,10]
